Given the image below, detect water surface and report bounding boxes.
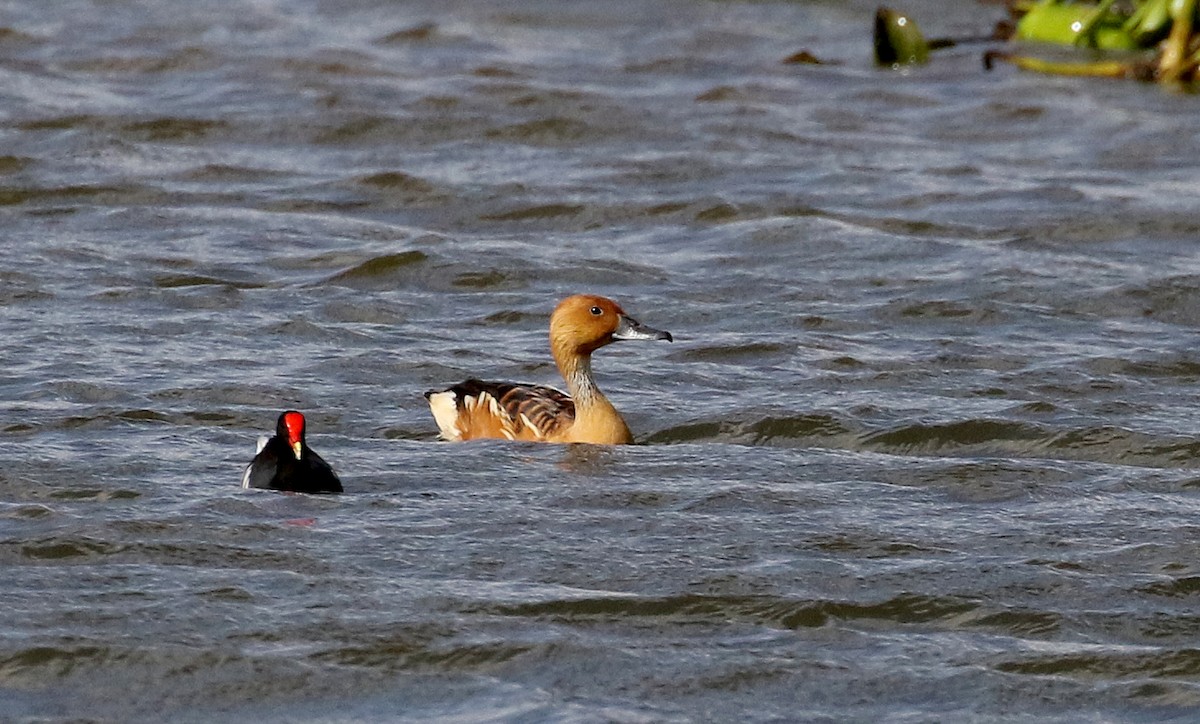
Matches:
[4,0,1200,721]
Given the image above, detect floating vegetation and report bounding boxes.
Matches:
[874,8,932,67]
[873,0,1200,85]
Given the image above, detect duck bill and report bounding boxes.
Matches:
[612,314,673,343]
[290,440,303,460]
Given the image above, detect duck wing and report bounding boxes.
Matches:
[425,378,575,442]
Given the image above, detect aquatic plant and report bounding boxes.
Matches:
[873,0,1200,85]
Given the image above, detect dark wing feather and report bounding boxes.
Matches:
[244,438,285,489]
[296,450,343,494]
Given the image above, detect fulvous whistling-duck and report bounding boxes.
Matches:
[241,411,343,493]
[425,294,672,445]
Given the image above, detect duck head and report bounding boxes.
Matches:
[550,294,672,357]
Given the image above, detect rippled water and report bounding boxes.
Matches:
[5,0,1200,720]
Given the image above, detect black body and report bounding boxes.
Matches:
[243,412,342,494]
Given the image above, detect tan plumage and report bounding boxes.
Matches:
[425,294,672,445]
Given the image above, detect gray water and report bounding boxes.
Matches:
[4,0,1200,721]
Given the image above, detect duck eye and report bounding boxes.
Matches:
[589,306,603,316]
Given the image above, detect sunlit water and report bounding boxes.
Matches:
[4,0,1200,720]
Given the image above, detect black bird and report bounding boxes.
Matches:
[241,411,342,494]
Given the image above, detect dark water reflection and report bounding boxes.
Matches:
[5,0,1200,720]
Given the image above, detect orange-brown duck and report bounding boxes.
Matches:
[425,294,672,445]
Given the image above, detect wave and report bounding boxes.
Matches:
[648,413,1200,468]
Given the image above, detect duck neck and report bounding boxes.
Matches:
[553,344,632,444]
[555,348,602,407]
